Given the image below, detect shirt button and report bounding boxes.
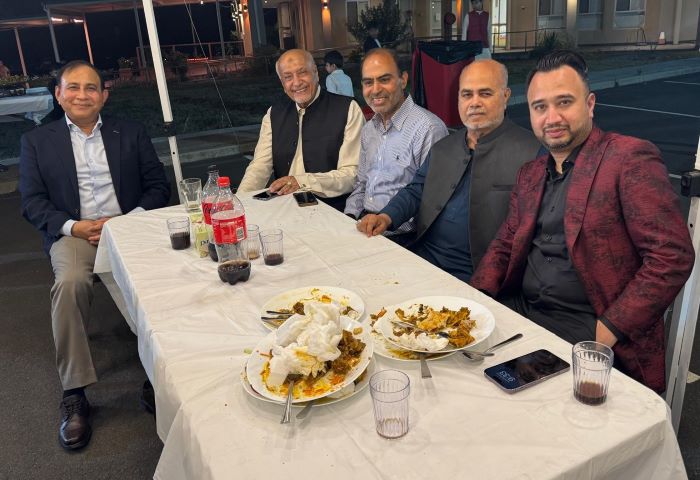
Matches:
[450,183,457,189]
[546,257,552,263]
[544,234,552,241]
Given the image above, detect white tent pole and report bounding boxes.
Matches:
[133,0,147,72]
[82,14,94,65]
[666,136,700,433]
[14,28,28,77]
[45,6,61,63]
[141,0,183,186]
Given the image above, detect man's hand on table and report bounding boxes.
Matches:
[71,217,113,246]
[356,213,392,237]
[269,176,300,195]
[595,320,618,348]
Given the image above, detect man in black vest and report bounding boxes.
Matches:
[357,60,540,282]
[238,49,364,211]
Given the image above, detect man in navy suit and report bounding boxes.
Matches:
[19,60,170,450]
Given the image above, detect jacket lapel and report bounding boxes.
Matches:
[513,155,547,256]
[564,126,607,251]
[51,121,79,207]
[100,118,122,197]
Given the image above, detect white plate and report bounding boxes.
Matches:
[371,330,458,362]
[260,286,365,330]
[240,357,376,407]
[373,296,495,354]
[246,316,373,403]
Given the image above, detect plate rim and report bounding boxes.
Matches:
[259,285,366,331]
[373,295,495,354]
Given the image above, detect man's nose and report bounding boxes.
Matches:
[544,107,562,124]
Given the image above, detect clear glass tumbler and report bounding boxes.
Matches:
[572,341,614,406]
[369,370,410,438]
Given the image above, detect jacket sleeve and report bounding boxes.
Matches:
[469,164,526,296]
[600,141,694,341]
[379,151,430,229]
[135,123,171,210]
[19,133,71,238]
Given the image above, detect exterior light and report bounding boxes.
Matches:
[323,1,329,8]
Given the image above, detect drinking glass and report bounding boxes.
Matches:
[167,217,191,250]
[369,370,410,438]
[260,229,284,265]
[572,341,614,406]
[179,178,202,214]
[246,224,261,260]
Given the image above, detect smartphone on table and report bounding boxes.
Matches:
[252,190,278,201]
[293,191,318,207]
[484,349,570,393]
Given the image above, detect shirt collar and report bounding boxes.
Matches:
[546,145,583,179]
[296,85,321,113]
[65,114,103,136]
[370,94,414,133]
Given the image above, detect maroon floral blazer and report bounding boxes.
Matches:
[470,126,694,393]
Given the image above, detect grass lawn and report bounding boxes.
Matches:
[1,48,697,160]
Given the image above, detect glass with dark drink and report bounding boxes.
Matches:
[260,229,284,266]
[572,341,613,406]
[218,260,251,284]
[167,217,191,250]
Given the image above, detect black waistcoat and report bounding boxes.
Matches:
[270,89,352,201]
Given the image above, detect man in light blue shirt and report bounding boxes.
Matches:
[324,50,354,98]
[345,48,447,241]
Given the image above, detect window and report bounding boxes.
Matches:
[614,0,645,28]
[347,0,369,42]
[577,0,602,30]
[537,0,564,29]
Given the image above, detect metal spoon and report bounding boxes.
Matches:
[419,353,432,378]
[462,333,524,361]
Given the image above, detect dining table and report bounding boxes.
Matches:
[0,87,54,125]
[93,191,688,480]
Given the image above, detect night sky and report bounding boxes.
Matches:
[0,0,238,74]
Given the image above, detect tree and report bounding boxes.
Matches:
[347,0,412,48]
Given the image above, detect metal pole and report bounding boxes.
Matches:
[141,0,183,185]
[14,28,28,77]
[83,14,94,65]
[215,0,226,59]
[133,0,147,73]
[672,0,684,45]
[46,6,61,63]
[665,136,700,433]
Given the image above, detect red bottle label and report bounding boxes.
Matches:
[211,212,246,244]
[202,202,213,224]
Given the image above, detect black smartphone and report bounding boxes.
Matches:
[253,190,277,201]
[484,349,570,393]
[293,191,318,207]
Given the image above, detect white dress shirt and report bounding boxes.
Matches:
[325,69,354,98]
[238,86,364,198]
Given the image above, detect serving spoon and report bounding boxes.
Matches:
[462,333,523,361]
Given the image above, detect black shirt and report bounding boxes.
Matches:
[504,147,598,344]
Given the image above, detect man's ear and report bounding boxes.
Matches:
[400,71,408,89]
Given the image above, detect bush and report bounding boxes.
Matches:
[347,0,411,49]
[530,31,575,59]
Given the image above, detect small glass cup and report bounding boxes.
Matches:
[179,178,202,214]
[260,228,284,266]
[369,370,410,438]
[572,341,614,406]
[246,224,261,260]
[167,217,191,250]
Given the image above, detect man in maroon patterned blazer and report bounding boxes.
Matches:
[470,50,694,393]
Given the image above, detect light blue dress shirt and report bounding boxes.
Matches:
[344,95,448,233]
[325,69,354,98]
[61,115,126,236]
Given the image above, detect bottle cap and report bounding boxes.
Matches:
[207,165,218,173]
[217,177,230,187]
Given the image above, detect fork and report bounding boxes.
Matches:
[280,377,298,424]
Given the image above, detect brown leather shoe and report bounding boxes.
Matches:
[59,394,92,450]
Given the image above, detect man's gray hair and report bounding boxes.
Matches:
[275,49,316,78]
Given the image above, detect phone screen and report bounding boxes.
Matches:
[293,191,318,207]
[253,190,277,201]
[484,349,570,393]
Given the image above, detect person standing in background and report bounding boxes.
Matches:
[461,0,492,59]
[324,50,354,98]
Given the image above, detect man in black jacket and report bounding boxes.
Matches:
[357,60,540,282]
[238,49,364,211]
[19,60,170,450]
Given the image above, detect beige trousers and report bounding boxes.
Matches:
[49,236,98,390]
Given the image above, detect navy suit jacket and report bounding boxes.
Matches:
[19,116,171,254]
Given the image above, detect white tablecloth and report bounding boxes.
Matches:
[0,89,53,124]
[94,193,687,480]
